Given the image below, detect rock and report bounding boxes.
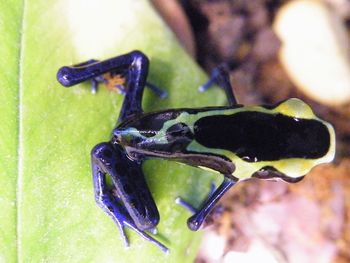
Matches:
[273,0,350,106]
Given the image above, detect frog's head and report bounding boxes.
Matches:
[112,120,195,155]
[111,127,143,148]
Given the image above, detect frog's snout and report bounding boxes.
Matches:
[57,66,74,87]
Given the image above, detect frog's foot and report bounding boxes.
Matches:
[92,142,169,253]
[199,68,220,93]
[96,190,168,253]
[91,75,105,94]
[198,65,237,106]
[121,214,168,253]
[175,181,217,214]
[146,82,168,98]
[176,177,237,231]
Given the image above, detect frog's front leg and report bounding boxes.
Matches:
[177,176,237,231]
[91,142,168,253]
[199,65,237,106]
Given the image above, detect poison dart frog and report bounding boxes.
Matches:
[57,51,335,253]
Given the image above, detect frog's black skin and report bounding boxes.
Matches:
[57,51,333,253]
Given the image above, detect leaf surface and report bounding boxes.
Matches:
[0,0,226,262]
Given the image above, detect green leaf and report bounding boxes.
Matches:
[0,0,22,262]
[0,0,226,262]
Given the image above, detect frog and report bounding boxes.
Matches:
[57,50,335,253]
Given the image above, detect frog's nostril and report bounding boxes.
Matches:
[57,66,74,87]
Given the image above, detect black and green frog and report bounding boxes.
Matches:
[57,51,335,253]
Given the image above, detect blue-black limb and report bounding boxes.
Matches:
[199,65,237,106]
[146,81,168,98]
[72,59,99,67]
[175,197,197,214]
[91,75,106,94]
[57,50,149,122]
[91,142,168,253]
[57,59,102,93]
[175,181,217,214]
[186,177,236,231]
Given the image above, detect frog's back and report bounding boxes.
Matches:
[193,109,330,162]
[187,98,335,180]
[119,98,335,181]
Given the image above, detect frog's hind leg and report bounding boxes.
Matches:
[199,65,237,106]
[176,177,237,231]
[57,53,167,99]
[91,142,168,253]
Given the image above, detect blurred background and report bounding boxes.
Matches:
[152,0,350,262]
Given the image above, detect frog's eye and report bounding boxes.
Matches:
[166,123,194,142]
[164,123,194,152]
[139,130,157,138]
[112,129,122,143]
